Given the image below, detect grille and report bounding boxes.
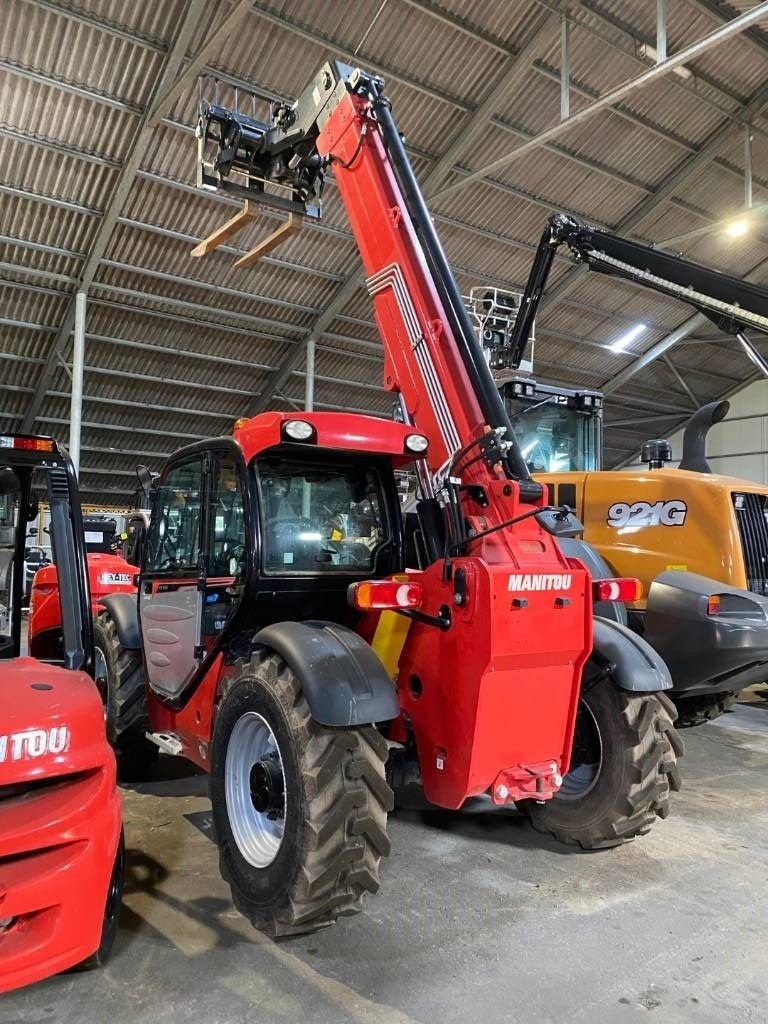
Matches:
[732,492,768,597]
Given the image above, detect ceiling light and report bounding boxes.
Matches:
[725,217,749,237]
[609,323,647,354]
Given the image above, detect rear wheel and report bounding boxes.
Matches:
[93,612,158,781]
[518,669,683,849]
[673,691,737,728]
[211,651,393,936]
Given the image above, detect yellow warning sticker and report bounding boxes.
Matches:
[666,564,688,571]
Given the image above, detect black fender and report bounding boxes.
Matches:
[98,593,141,650]
[253,620,399,727]
[591,616,672,692]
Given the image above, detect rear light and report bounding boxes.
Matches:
[592,578,643,603]
[0,435,55,452]
[348,580,423,611]
[707,595,721,615]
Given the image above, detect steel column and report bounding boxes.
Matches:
[68,291,86,473]
[560,16,570,121]
[656,0,668,63]
[304,337,316,413]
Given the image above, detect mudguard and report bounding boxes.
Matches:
[98,592,140,650]
[253,620,400,727]
[644,570,768,695]
[592,615,673,692]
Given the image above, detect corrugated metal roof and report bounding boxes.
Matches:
[1,0,767,498]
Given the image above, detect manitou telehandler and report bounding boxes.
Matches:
[93,61,681,935]
[488,214,768,727]
[0,433,123,993]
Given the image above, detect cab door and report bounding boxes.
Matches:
[139,457,205,698]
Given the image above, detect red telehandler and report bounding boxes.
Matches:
[94,61,680,935]
[0,434,123,993]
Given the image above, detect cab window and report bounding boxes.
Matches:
[256,455,388,574]
[144,460,202,573]
[207,453,246,579]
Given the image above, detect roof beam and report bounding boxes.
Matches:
[539,73,768,311]
[21,0,254,432]
[431,5,768,202]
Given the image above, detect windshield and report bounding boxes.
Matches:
[507,397,599,473]
[256,454,389,574]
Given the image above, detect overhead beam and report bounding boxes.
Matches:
[21,0,254,432]
[539,74,768,312]
[431,5,768,201]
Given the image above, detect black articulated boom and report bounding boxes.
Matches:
[507,213,768,373]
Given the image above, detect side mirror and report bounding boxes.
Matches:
[136,464,157,497]
[535,506,584,539]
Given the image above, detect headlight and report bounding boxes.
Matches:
[405,433,429,454]
[283,419,315,441]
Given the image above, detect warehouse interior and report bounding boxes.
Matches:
[2,1,768,1021]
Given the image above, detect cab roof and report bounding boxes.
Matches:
[232,411,427,466]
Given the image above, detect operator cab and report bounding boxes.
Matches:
[0,434,91,670]
[137,412,421,702]
[499,377,604,474]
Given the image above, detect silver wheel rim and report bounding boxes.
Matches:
[225,711,286,868]
[558,698,603,801]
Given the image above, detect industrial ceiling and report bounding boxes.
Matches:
[1,0,767,502]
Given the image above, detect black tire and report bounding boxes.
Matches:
[210,651,393,936]
[518,672,683,850]
[673,691,737,728]
[71,829,125,971]
[93,612,158,781]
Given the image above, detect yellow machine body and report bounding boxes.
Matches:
[540,468,767,609]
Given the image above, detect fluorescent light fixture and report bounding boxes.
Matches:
[725,217,749,237]
[609,323,647,354]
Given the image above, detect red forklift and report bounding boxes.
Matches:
[0,433,123,993]
[93,61,680,936]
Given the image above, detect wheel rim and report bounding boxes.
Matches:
[94,645,109,704]
[558,698,602,800]
[225,711,286,868]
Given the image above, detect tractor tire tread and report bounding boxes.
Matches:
[216,652,391,937]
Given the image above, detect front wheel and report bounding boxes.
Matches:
[71,829,125,971]
[518,671,683,849]
[210,651,393,936]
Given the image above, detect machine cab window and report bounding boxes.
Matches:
[256,454,389,574]
[144,459,203,574]
[208,453,246,579]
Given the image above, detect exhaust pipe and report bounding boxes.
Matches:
[678,400,729,474]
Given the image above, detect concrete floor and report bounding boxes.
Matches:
[5,699,768,1024]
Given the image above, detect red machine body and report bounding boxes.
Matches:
[139,75,592,810]
[29,553,137,660]
[0,659,122,993]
